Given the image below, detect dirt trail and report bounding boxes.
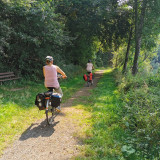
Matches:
[0,70,104,160]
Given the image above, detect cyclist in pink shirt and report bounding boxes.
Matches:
[43,56,67,111]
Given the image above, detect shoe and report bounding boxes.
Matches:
[56,106,61,112]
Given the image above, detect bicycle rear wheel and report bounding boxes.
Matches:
[46,107,55,125]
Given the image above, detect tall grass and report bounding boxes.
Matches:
[115,70,160,160]
[0,74,84,155]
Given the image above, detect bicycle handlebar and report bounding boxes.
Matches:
[57,74,62,79]
[57,74,67,79]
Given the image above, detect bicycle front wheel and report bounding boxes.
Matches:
[46,107,55,125]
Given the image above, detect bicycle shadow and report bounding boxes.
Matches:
[19,119,59,141]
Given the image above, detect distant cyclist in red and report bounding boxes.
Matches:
[43,56,67,112]
[86,59,94,85]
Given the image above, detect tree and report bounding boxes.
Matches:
[117,0,160,74]
[132,0,147,75]
[123,26,133,73]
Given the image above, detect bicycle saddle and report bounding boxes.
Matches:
[44,91,52,97]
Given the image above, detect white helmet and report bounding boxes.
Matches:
[45,56,53,62]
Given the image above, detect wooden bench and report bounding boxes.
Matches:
[0,72,21,84]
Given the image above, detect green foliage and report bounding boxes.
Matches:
[54,0,132,67]
[54,0,98,65]
[1,0,160,78]
[115,70,160,159]
[0,0,70,77]
[95,50,113,67]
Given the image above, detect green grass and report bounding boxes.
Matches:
[71,69,128,160]
[72,68,159,160]
[0,75,84,155]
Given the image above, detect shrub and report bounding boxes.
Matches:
[115,70,160,159]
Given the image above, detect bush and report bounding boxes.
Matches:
[59,64,84,79]
[115,70,160,159]
[0,1,70,78]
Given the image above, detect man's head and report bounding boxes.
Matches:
[45,56,53,64]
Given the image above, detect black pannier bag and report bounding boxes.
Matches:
[35,93,46,110]
[50,93,61,108]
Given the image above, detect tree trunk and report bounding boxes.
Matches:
[123,26,133,74]
[132,0,147,75]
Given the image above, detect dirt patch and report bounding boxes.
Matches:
[0,70,104,160]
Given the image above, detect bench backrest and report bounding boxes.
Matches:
[0,72,21,83]
[0,72,15,79]
[0,72,14,76]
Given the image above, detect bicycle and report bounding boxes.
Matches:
[87,72,94,87]
[35,74,63,125]
[44,90,61,125]
[45,74,63,125]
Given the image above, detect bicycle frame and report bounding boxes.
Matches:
[45,97,50,110]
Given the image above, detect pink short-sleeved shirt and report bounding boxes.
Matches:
[43,65,59,89]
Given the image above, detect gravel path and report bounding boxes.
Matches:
[0,70,104,160]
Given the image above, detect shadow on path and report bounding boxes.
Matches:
[19,120,59,141]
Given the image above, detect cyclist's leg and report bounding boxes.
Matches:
[47,87,55,92]
[54,87,63,112]
[54,87,63,97]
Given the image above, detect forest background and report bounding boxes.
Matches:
[0,0,160,159]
